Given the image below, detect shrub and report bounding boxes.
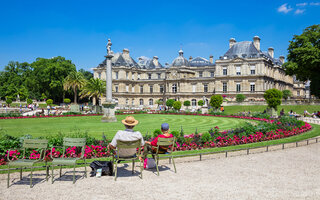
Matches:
[46,99,53,106]
[210,95,223,109]
[173,101,182,111]
[236,94,246,103]
[5,98,12,106]
[166,99,175,109]
[282,90,292,101]
[171,130,180,138]
[27,98,33,105]
[153,129,162,138]
[64,98,71,104]
[264,89,282,110]
[183,100,191,107]
[198,100,204,106]
[201,132,212,143]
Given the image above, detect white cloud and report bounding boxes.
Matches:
[296,2,308,6]
[310,2,320,6]
[295,9,306,14]
[278,3,293,13]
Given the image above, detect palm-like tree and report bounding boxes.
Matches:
[80,78,106,105]
[63,71,87,104]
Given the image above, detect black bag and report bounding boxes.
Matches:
[89,161,113,177]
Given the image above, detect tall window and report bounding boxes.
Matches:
[126,98,129,105]
[236,66,241,75]
[223,82,227,93]
[158,73,161,79]
[132,99,134,105]
[140,85,143,94]
[126,72,128,79]
[250,83,255,92]
[160,85,164,93]
[199,71,203,78]
[250,65,256,75]
[115,72,119,80]
[139,99,144,105]
[115,85,119,93]
[210,71,214,78]
[236,83,241,92]
[132,86,135,93]
[204,84,208,93]
[192,84,196,93]
[126,85,129,92]
[138,73,141,80]
[172,84,177,93]
[223,67,227,75]
[98,72,101,79]
[192,99,197,106]
[149,99,153,105]
[148,74,152,80]
[150,85,153,93]
[297,91,300,96]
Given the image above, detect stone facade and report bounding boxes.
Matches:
[93,36,306,109]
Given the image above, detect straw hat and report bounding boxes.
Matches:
[121,116,139,126]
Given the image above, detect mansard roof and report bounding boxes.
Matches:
[96,52,140,69]
[189,57,215,67]
[224,41,261,59]
[137,56,164,69]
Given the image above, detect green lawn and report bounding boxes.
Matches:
[223,105,320,115]
[0,114,248,140]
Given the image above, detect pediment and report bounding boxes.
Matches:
[231,57,246,62]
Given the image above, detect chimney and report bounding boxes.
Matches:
[122,48,130,59]
[189,56,193,61]
[268,47,274,58]
[253,36,260,51]
[229,38,236,48]
[153,56,159,66]
[209,55,213,64]
[279,56,285,64]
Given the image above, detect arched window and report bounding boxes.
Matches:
[149,99,153,106]
[139,99,144,106]
[192,99,197,106]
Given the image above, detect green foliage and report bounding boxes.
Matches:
[264,89,282,110]
[166,99,175,109]
[236,94,246,103]
[64,71,87,104]
[46,130,98,147]
[40,93,47,101]
[78,69,93,80]
[64,98,71,104]
[251,112,270,119]
[283,24,320,97]
[0,129,21,156]
[153,129,162,138]
[198,100,204,106]
[79,78,105,104]
[171,130,180,138]
[155,99,163,106]
[46,99,53,105]
[210,95,223,109]
[5,98,12,105]
[282,90,292,100]
[173,101,182,111]
[26,98,33,105]
[201,132,212,143]
[183,100,190,107]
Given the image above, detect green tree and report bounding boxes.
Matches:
[173,101,182,111]
[64,71,87,104]
[198,100,204,106]
[264,89,282,110]
[282,90,292,101]
[5,98,12,106]
[210,95,223,109]
[236,94,246,103]
[63,98,71,104]
[79,78,105,105]
[166,99,175,109]
[283,24,320,97]
[183,100,190,109]
[155,99,163,108]
[78,69,93,80]
[46,99,53,105]
[27,98,33,105]
[31,56,76,102]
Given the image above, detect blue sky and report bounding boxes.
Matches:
[0,0,319,71]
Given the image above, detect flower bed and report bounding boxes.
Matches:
[0,114,313,166]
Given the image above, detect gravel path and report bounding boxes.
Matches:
[1,143,320,200]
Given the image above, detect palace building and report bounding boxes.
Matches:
[93,36,306,109]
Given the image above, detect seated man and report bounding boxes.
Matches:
[141,123,173,160]
[108,116,144,158]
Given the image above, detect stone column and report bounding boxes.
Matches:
[101,39,117,122]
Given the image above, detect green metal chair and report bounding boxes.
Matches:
[50,138,87,184]
[112,139,143,181]
[151,137,176,176]
[7,139,48,188]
